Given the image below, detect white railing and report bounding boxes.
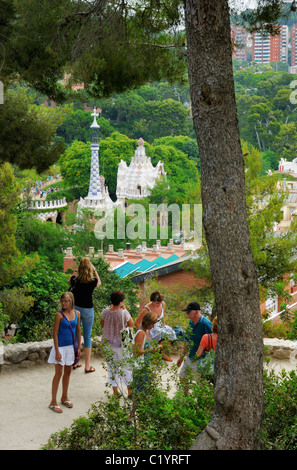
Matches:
[263,290,297,323]
[27,197,67,210]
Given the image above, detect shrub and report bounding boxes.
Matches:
[262,319,291,340]
[259,368,297,450]
[13,260,68,341]
[43,357,214,450]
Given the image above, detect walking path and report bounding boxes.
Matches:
[0,355,295,450]
[0,356,109,450]
[0,354,179,451]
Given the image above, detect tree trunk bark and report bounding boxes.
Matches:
[184,0,264,449]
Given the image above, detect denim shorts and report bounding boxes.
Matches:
[76,306,94,348]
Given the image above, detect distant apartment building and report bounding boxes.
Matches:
[252,25,289,64]
[290,24,297,71]
[231,26,248,61]
[281,25,289,62]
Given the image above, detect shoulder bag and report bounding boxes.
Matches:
[120,309,133,347]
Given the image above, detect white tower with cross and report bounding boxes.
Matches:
[87,107,102,200]
[76,108,114,216]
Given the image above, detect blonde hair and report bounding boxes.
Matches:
[142,311,158,329]
[60,292,74,309]
[76,258,94,283]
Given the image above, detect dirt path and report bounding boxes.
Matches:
[0,356,108,450]
[0,354,178,451]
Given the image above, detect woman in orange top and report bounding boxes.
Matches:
[196,316,217,358]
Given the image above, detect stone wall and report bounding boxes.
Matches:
[1,340,54,373]
[263,338,297,361]
[1,337,297,373]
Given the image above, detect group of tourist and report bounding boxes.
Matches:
[48,258,217,414]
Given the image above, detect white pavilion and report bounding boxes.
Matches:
[116,137,166,208]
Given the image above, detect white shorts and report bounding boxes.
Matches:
[48,345,75,366]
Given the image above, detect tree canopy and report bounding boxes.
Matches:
[1,0,186,101]
[0,87,71,172]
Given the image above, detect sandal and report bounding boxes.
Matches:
[73,363,82,369]
[85,366,96,373]
[61,400,73,408]
[49,405,63,413]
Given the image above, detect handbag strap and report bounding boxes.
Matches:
[208,334,213,350]
[121,309,126,329]
[135,328,146,349]
[60,310,77,343]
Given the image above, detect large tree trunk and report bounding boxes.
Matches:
[184,0,264,449]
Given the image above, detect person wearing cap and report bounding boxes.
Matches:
[177,302,213,380]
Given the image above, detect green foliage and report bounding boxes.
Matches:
[0,87,70,172]
[243,140,297,298]
[16,212,71,271]
[43,359,214,450]
[3,0,186,101]
[56,111,115,145]
[45,188,75,203]
[97,81,192,142]
[59,140,91,196]
[152,135,200,170]
[0,286,34,326]
[0,303,9,338]
[188,139,297,308]
[0,163,38,287]
[12,260,68,341]
[150,142,199,189]
[234,67,297,162]
[287,310,297,341]
[131,98,191,142]
[262,318,291,340]
[259,368,297,450]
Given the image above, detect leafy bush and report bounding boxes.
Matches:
[259,367,297,450]
[13,260,68,341]
[46,189,74,203]
[43,359,214,450]
[0,303,9,337]
[16,212,71,271]
[43,359,297,451]
[262,319,291,340]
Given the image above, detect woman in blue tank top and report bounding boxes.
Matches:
[48,292,81,413]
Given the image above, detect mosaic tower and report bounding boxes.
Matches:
[87,107,102,200]
[76,108,114,218]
